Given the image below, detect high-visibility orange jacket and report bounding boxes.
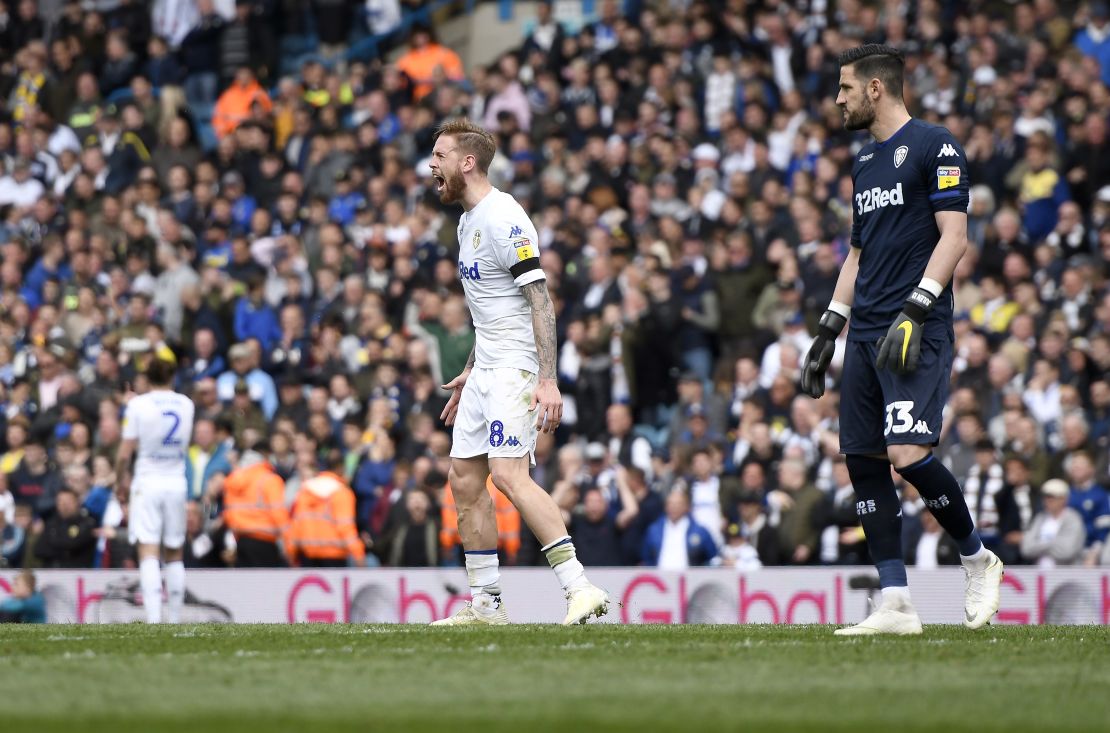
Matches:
[213,79,273,139]
[395,43,464,100]
[285,472,365,563]
[440,475,521,560]
[223,461,289,543]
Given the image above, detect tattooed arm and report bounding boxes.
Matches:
[521,280,557,380]
[521,280,562,432]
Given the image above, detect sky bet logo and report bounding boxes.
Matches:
[855,182,904,215]
[458,260,481,280]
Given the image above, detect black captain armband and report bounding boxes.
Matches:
[510,257,541,279]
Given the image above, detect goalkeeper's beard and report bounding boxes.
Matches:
[843,96,876,131]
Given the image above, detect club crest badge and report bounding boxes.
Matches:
[894,145,909,168]
[472,230,481,249]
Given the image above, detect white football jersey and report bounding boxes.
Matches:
[456,187,546,372]
[122,390,196,479]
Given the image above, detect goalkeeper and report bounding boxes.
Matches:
[800,44,1002,636]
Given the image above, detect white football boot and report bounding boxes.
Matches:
[962,550,1004,629]
[834,593,923,636]
[562,583,610,625]
[431,595,509,626]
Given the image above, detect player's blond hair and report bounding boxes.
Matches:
[433,118,497,174]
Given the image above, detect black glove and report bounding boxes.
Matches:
[800,309,847,398]
[875,286,936,374]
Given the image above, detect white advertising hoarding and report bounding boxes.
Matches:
[1,567,1106,625]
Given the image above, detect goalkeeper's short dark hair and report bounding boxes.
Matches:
[838,44,905,100]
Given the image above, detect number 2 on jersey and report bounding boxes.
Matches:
[162,410,182,446]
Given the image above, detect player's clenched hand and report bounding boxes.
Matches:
[875,286,935,374]
[439,369,470,426]
[800,309,847,398]
[531,378,562,434]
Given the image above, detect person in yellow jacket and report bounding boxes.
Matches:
[969,274,1020,334]
[285,463,366,568]
[222,445,289,567]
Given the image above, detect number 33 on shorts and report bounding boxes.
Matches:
[884,401,933,436]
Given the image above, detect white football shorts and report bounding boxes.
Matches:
[128,477,188,548]
[450,367,538,464]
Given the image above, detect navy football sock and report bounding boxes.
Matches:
[845,455,906,588]
[895,453,983,556]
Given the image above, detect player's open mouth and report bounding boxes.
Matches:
[433,173,445,192]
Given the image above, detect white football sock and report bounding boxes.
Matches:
[165,561,185,623]
[140,557,163,624]
[465,551,501,601]
[960,545,990,567]
[880,586,912,608]
[543,537,589,591]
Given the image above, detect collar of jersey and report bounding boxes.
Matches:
[873,118,913,149]
[464,187,498,219]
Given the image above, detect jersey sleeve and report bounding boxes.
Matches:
[849,163,862,250]
[850,205,862,250]
[491,213,545,288]
[924,130,969,213]
[121,400,139,441]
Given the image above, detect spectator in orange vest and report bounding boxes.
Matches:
[213,66,273,139]
[441,475,521,565]
[394,24,464,101]
[285,462,366,567]
[222,444,289,567]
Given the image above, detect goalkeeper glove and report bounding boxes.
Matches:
[875,285,936,374]
[800,308,847,398]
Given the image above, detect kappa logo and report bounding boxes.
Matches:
[859,152,874,162]
[505,436,521,447]
[894,145,909,168]
[508,225,523,238]
[937,143,959,158]
[911,419,933,435]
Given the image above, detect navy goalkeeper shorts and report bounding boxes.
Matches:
[838,336,953,456]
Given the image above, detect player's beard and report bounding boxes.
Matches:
[438,166,466,205]
[843,97,876,131]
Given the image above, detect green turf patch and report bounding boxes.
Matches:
[1,625,1107,732]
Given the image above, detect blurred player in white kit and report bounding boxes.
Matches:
[116,356,196,623]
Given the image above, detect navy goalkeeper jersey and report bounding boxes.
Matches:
[848,119,969,342]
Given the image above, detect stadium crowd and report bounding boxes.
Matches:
[1,0,1110,574]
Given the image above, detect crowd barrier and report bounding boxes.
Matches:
[2,567,1107,625]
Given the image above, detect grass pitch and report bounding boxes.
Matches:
[1,624,1107,732]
